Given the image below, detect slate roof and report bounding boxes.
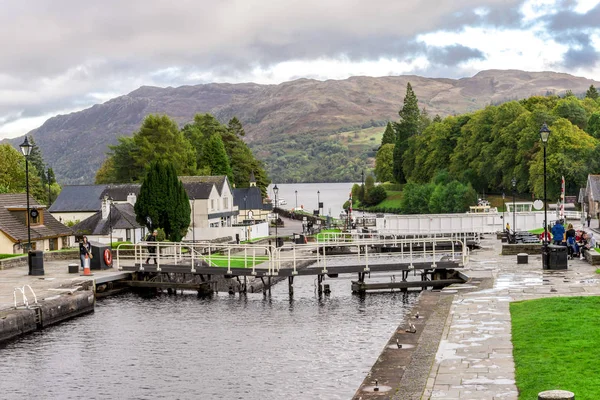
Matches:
[180,176,229,196]
[48,185,107,212]
[49,184,142,213]
[0,194,72,242]
[100,184,141,201]
[588,175,600,202]
[181,181,215,200]
[71,203,143,235]
[233,187,271,210]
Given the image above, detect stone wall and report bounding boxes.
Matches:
[0,249,79,270]
[501,244,542,255]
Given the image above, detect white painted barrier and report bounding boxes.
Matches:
[379,212,547,234]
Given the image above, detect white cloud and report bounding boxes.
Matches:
[2,0,600,140]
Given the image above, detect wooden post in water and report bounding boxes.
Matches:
[288,276,294,296]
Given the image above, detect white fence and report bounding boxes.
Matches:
[379,212,550,234]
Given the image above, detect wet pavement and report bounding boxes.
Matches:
[421,220,600,400]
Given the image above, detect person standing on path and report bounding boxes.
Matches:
[587,213,592,227]
[145,230,158,264]
[79,236,92,270]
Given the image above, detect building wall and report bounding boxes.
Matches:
[0,233,14,254]
[50,211,95,225]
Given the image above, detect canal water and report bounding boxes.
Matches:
[0,273,418,400]
[267,182,356,219]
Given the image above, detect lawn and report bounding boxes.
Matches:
[204,255,269,268]
[510,296,600,399]
[0,254,22,260]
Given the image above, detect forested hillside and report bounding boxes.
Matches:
[377,85,600,202]
[5,69,600,184]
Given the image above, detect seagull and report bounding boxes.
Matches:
[396,339,402,348]
[414,312,420,319]
[406,323,416,333]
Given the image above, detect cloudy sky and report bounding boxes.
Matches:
[1,0,600,139]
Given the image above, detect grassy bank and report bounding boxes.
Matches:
[510,296,600,399]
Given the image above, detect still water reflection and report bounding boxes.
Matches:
[0,274,417,400]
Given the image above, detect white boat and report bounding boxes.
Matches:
[277,198,287,206]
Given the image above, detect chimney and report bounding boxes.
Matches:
[101,196,109,220]
[127,192,137,205]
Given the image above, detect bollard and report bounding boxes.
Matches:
[538,389,574,400]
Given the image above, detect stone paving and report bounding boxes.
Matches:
[0,259,126,311]
[422,221,600,400]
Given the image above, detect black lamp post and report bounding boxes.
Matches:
[47,168,51,206]
[540,123,551,267]
[361,170,365,227]
[511,177,517,233]
[295,190,298,210]
[273,185,279,247]
[502,191,505,230]
[20,138,33,274]
[105,195,113,248]
[317,190,320,216]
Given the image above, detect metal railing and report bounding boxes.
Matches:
[116,236,469,276]
[13,285,38,309]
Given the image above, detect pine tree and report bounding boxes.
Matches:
[586,84,599,100]
[134,161,190,242]
[27,136,46,183]
[393,83,421,183]
[227,117,245,137]
[381,122,396,146]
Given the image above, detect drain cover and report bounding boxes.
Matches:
[362,384,392,393]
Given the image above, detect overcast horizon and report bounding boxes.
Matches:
[2,0,600,139]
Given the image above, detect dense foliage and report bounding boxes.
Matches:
[95,113,269,193]
[134,161,191,242]
[0,138,60,204]
[400,172,477,214]
[380,85,600,201]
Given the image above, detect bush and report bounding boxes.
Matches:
[365,185,387,206]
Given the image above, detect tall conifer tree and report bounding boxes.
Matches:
[393,83,420,183]
[135,161,190,242]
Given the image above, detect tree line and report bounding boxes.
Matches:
[374,83,600,208]
[0,136,60,204]
[95,113,269,193]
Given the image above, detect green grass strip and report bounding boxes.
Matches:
[510,296,600,399]
[204,255,269,268]
[0,254,22,260]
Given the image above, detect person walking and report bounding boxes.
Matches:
[587,214,592,227]
[145,229,158,264]
[79,236,92,270]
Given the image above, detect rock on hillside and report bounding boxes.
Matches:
[6,69,599,184]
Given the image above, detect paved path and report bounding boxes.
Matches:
[422,220,600,399]
[0,259,127,311]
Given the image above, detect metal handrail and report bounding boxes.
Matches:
[116,237,469,274]
[13,285,38,309]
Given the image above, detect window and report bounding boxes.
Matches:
[211,199,215,211]
[223,197,229,209]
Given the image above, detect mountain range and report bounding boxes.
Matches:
[5,69,600,184]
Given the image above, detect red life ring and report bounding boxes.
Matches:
[104,248,113,266]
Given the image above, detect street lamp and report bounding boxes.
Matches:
[511,177,517,233]
[502,191,505,230]
[19,137,34,275]
[540,123,551,268]
[295,190,298,210]
[361,170,365,227]
[317,190,320,216]
[105,195,113,248]
[47,168,52,206]
[273,184,279,247]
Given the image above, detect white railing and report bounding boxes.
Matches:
[13,285,38,309]
[116,237,469,276]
